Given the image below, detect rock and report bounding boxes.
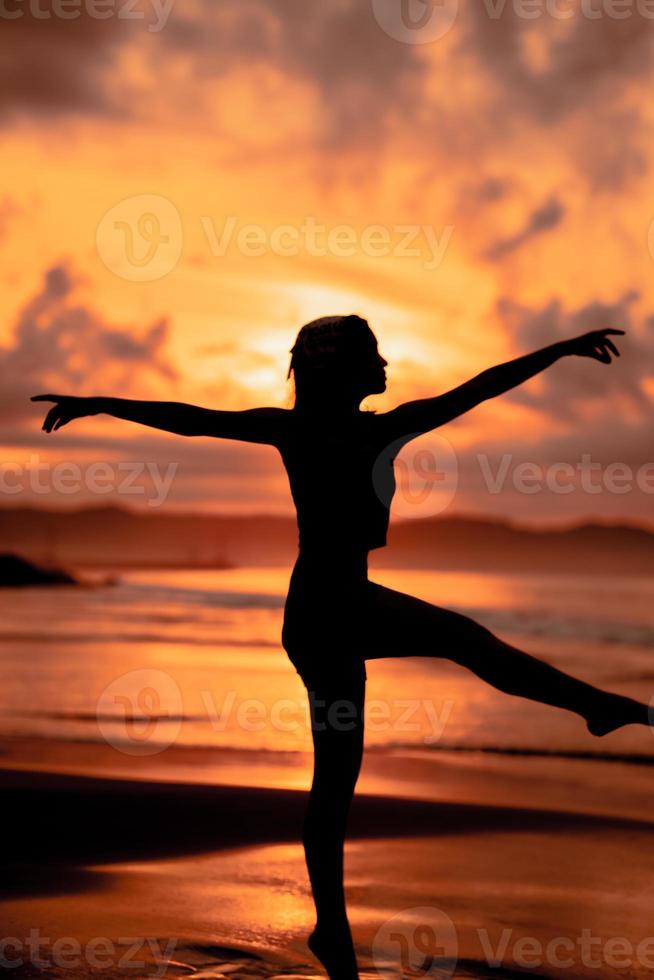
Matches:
[0,552,78,587]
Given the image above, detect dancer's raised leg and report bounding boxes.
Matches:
[365,583,650,736]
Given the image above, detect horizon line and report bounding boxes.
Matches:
[1,503,653,535]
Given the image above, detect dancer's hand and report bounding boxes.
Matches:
[31,394,101,432]
[561,329,624,364]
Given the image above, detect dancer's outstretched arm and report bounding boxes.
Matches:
[31,395,289,446]
[382,328,624,439]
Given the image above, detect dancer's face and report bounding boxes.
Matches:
[289,318,388,406]
[354,328,388,397]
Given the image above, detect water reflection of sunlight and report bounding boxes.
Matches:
[372,568,519,610]
[125,566,290,597]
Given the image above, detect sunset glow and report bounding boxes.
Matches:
[1,2,653,525]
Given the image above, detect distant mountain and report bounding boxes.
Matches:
[386,515,654,574]
[0,506,280,569]
[0,506,652,575]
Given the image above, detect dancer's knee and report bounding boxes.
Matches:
[306,679,364,723]
[303,794,352,851]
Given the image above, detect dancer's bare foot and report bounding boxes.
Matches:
[586,695,650,737]
[308,923,359,980]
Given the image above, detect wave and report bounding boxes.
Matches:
[128,582,285,609]
[462,605,654,648]
[376,740,654,766]
[3,609,653,651]
[5,726,654,768]
[13,710,198,723]
[114,584,654,648]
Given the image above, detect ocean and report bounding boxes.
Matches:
[2,566,654,766]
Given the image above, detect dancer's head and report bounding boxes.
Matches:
[288,314,387,411]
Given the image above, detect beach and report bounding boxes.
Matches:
[4,744,654,979]
[2,567,654,978]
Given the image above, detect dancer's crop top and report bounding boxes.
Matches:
[278,412,398,554]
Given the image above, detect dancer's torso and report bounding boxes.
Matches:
[278,410,396,675]
[278,410,396,569]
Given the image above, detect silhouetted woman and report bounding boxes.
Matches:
[33,315,650,980]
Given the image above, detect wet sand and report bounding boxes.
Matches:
[3,736,654,979]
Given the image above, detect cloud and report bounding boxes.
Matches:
[0,0,428,156]
[0,3,130,120]
[485,196,565,260]
[465,2,654,122]
[0,267,287,514]
[154,0,425,149]
[565,105,649,192]
[1,264,177,421]
[468,176,514,204]
[2,0,651,201]
[498,292,654,420]
[458,4,654,191]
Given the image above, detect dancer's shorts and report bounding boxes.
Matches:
[281,554,374,694]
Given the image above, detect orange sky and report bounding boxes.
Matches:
[1,0,653,524]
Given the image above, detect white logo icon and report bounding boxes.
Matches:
[96,194,183,281]
[96,668,183,755]
[373,905,459,978]
[371,0,459,44]
[373,432,459,518]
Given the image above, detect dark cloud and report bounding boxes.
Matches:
[4,8,397,150]
[470,176,514,204]
[156,0,425,149]
[0,0,425,153]
[485,196,565,260]
[465,2,654,122]
[1,263,176,420]
[2,0,651,195]
[0,3,385,146]
[567,105,649,192]
[0,268,285,513]
[458,3,654,190]
[0,1,132,119]
[498,292,653,420]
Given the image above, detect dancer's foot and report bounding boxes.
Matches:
[586,694,650,737]
[308,922,359,980]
